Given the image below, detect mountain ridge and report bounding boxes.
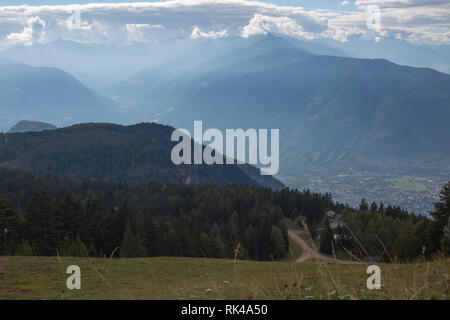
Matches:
[164,54,450,175]
[8,120,57,133]
[0,60,121,132]
[0,122,284,190]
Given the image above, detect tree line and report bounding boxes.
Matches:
[0,168,335,260]
[317,183,450,262]
[1,167,447,262]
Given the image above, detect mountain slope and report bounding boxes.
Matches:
[167,55,450,175]
[105,34,312,119]
[0,61,120,132]
[0,122,284,189]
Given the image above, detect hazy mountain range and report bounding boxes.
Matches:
[0,33,449,213]
[168,54,450,176]
[0,57,120,131]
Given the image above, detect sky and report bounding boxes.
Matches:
[0,1,351,9]
[0,0,448,49]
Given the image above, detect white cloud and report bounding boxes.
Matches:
[126,23,165,42]
[340,1,351,6]
[355,0,449,9]
[0,0,448,46]
[241,14,325,39]
[329,0,450,43]
[190,26,228,39]
[6,15,46,45]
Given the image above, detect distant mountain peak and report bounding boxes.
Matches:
[243,32,301,52]
[8,120,57,133]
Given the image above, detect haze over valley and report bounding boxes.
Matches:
[1,31,449,214]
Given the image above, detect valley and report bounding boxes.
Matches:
[0,0,449,303]
[280,171,449,216]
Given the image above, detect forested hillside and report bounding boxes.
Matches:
[0,167,332,260]
[0,167,448,262]
[0,122,283,189]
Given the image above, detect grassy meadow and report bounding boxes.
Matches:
[0,255,448,300]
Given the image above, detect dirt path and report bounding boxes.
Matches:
[288,230,340,263]
[288,218,356,264]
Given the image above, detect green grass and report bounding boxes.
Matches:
[385,178,427,192]
[0,256,448,300]
[280,218,303,262]
[280,237,303,262]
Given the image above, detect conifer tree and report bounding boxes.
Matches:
[144,215,160,256]
[428,182,450,254]
[83,198,103,248]
[15,241,33,256]
[392,220,420,261]
[210,224,226,258]
[71,235,88,257]
[88,242,97,257]
[370,201,378,213]
[270,225,286,260]
[120,221,146,258]
[359,198,369,211]
[378,202,385,213]
[0,191,20,255]
[25,191,59,256]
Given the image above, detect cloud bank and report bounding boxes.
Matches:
[0,0,448,48]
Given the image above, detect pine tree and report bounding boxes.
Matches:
[164,224,177,256]
[378,202,385,213]
[88,242,97,257]
[61,234,72,256]
[135,234,146,257]
[227,211,240,256]
[243,225,256,260]
[392,220,420,261]
[370,201,378,213]
[256,213,273,261]
[58,195,84,240]
[144,215,160,256]
[83,198,103,248]
[428,182,450,254]
[70,235,88,257]
[199,233,213,257]
[270,225,286,260]
[120,221,146,258]
[210,224,226,258]
[359,198,369,211]
[25,191,59,256]
[0,191,20,255]
[15,241,33,256]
